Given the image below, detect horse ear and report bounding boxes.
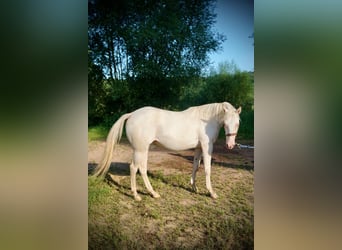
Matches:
[236,106,242,114]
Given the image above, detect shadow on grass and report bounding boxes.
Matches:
[168,153,254,171]
[168,153,194,162]
[88,162,210,198]
[147,171,211,198]
[88,162,130,176]
[213,161,254,171]
[88,162,133,199]
[88,162,156,199]
[89,159,251,199]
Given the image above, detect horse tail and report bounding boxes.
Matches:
[93,113,131,177]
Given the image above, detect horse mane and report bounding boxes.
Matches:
[186,102,235,121]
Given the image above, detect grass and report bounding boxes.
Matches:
[88,164,254,249]
[88,119,254,248]
[88,126,109,141]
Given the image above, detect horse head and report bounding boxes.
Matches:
[222,104,241,149]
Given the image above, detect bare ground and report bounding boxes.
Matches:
[88,138,254,249]
[88,138,254,175]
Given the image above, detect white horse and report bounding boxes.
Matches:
[93,102,241,201]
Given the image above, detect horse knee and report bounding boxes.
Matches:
[138,165,147,175]
[130,163,138,173]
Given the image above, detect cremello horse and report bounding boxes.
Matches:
[93,102,241,200]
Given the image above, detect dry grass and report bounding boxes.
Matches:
[88,140,254,249]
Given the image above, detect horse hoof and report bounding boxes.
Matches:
[192,185,198,193]
[134,195,142,201]
[152,192,161,198]
[211,193,218,199]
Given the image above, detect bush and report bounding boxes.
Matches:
[239,109,254,139]
[204,71,253,109]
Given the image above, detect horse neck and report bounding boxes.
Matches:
[187,103,224,124]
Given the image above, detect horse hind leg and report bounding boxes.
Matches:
[191,148,202,193]
[134,150,160,199]
[140,166,160,198]
[130,162,141,201]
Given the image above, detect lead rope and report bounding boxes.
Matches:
[236,143,255,149]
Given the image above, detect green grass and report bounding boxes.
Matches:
[88,126,109,141]
[88,177,112,204]
[88,165,254,249]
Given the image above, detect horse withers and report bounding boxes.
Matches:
[93,102,241,201]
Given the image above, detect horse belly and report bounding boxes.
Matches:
[156,134,199,151]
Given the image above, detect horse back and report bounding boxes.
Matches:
[125,107,202,150]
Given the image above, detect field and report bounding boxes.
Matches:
[88,138,254,249]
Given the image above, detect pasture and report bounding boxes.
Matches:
[88,137,254,249]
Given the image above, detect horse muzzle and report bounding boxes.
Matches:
[225,132,237,150]
[226,143,235,150]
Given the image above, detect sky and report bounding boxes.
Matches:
[209,0,254,72]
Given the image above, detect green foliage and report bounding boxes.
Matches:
[88,0,226,114]
[88,1,254,139]
[204,71,254,110]
[88,0,225,81]
[178,77,208,108]
[88,51,106,126]
[209,60,240,75]
[239,110,254,139]
[89,69,254,139]
[176,69,254,139]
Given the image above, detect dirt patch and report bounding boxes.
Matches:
[88,138,254,174]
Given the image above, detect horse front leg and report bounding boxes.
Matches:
[201,142,218,199]
[191,148,202,193]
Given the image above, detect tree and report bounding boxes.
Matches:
[89,0,225,80]
[88,50,106,125]
[88,0,226,113]
[204,70,253,110]
[209,60,240,76]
